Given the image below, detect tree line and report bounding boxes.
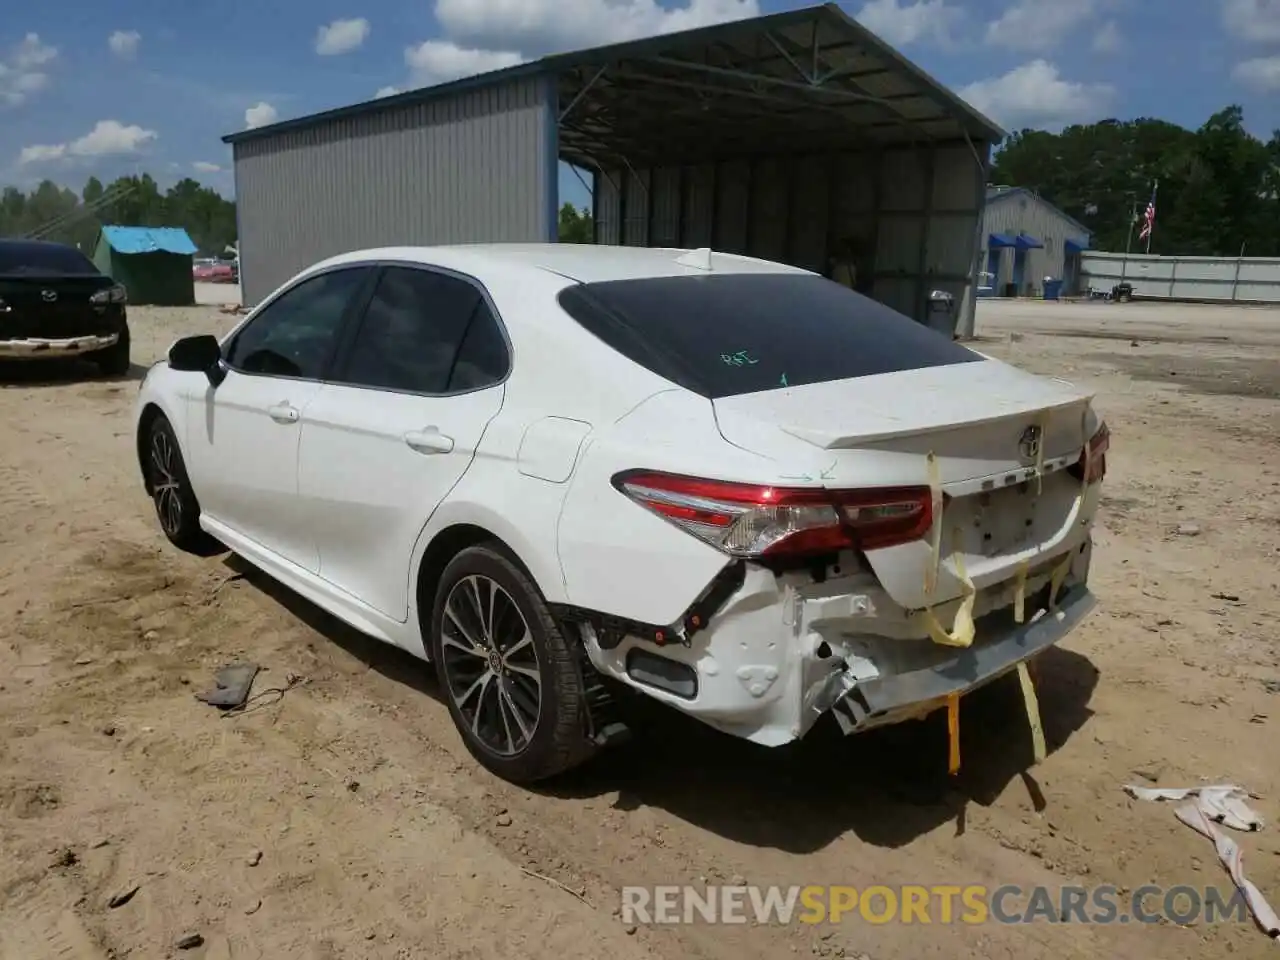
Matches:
[0,174,237,257]
[990,105,1280,258]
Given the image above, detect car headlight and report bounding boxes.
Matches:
[90,284,128,305]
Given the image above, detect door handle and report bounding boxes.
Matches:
[404,428,454,454]
[267,402,300,424]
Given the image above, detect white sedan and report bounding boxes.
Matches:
[135,244,1107,783]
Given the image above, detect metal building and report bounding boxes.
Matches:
[979,186,1092,298]
[223,3,1004,335]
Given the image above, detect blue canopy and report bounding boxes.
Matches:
[988,233,1017,248]
[100,225,198,256]
[1014,232,1044,250]
[1064,237,1089,253]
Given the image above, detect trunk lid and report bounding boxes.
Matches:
[713,360,1098,609]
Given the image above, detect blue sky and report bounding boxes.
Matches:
[3,0,1279,212]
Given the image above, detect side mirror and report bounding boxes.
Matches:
[168,335,226,386]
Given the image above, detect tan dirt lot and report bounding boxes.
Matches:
[1,297,1278,960]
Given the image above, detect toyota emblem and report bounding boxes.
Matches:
[1018,424,1043,461]
[41,289,58,302]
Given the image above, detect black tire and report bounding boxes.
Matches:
[430,544,595,784]
[93,326,131,378]
[146,414,216,554]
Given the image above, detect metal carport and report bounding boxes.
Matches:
[224,3,1003,334]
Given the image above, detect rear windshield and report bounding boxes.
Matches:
[0,241,99,276]
[556,273,981,399]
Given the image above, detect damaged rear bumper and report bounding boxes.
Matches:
[580,539,1096,747]
[823,584,1095,735]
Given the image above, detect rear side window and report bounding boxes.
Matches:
[336,266,507,395]
[556,273,981,399]
[0,241,99,276]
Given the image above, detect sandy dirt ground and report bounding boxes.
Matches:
[1,297,1278,959]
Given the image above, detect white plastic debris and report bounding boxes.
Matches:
[1125,783,1279,941]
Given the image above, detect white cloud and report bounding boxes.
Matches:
[1222,0,1280,42]
[70,119,157,155]
[375,85,400,97]
[959,60,1113,130]
[244,101,278,128]
[18,143,66,164]
[855,0,963,47]
[17,119,157,165]
[193,160,222,172]
[405,40,524,84]
[0,33,57,106]
[1092,20,1120,53]
[432,0,759,55]
[108,30,141,59]
[1233,55,1280,89]
[985,0,1096,51]
[316,18,370,55]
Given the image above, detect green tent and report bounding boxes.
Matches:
[93,225,197,306]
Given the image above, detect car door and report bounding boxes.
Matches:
[185,265,374,571]
[296,264,509,622]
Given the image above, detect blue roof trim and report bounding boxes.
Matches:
[101,225,198,256]
[989,233,1017,248]
[1064,237,1088,253]
[1015,232,1044,250]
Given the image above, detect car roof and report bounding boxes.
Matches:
[311,243,814,285]
[0,238,80,253]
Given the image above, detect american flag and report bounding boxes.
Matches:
[1138,180,1158,242]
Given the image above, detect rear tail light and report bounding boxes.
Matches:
[612,470,933,558]
[1069,421,1109,484]
[90,283,127,305]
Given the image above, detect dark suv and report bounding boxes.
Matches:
[0,238,130,376]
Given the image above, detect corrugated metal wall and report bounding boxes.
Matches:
[1082,252,1280,303]
[593,142,986,328]
[233,76,557,305]
[980,193,1090,295]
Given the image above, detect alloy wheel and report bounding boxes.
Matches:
[439,574,542,757]
[150,428,183,537]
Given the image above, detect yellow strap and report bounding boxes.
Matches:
[1013,559,1029,624]
[1017,661,1046,764]
[923,526,976,648]
[923,452,943,595]
[1048,554,1071,609]
[946,693,961,775]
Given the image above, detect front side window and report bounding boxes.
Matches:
[336,266,508,394]
[223,267,370,379]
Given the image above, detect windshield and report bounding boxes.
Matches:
[556,272,982,399]
[0,241,100,276]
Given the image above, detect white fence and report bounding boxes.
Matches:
[1080,251,1280,304]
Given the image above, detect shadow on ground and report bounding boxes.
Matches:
[227,554,1099,855]
[0,358,148,386]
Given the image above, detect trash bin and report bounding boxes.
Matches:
[925,289,956,338]
[1043,278,1063,300]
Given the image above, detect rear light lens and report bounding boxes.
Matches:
[612,470,933,558]
[90,284,127,305]
[1069,422,1109,484]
